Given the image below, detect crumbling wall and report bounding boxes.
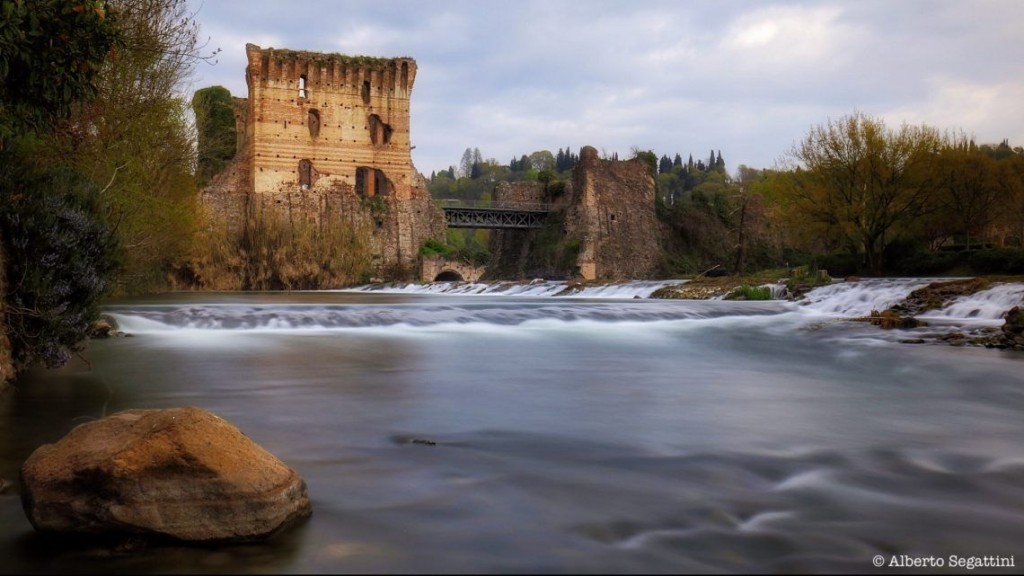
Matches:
[568,146,661,280]
[487,148,662,281]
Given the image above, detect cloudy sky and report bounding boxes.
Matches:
[184,0,1024,176]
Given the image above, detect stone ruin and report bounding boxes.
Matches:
[199,44,445,280]
[198,45,663,285]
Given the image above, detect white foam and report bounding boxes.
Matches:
[925,283,1024,320]
[800,278,937,316]
[343,279,687,299]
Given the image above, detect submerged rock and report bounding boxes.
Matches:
[20,406,311,542]
[858,309,927,330]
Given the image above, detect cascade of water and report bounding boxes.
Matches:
[926,283,1024,320]
[799,279,936,316]
[344,279,686,299]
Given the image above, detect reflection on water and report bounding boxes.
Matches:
[1,287,1024,573]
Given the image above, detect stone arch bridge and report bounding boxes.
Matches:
[420,256,487,283]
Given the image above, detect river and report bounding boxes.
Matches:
[1,279,1022,573]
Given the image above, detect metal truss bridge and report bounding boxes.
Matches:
[438,200,551,229]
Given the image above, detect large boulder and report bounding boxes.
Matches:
[20,406,311,542]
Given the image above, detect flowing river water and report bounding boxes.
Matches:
[1,279,1023,573]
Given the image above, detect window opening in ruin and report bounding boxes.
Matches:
[299,159,312,189]
[374,169,392,196]
[298,75,307,99]
[361,80,371,104]
[400,62,409,91]
[368,114,392,146]
[308,109,321,139]
[355,167,368,196]
[610,213,616,222]
[355,167,392,197]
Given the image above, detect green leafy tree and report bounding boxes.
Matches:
[786,112,942,274]
[0,0,122,144]
[192,85,237,184]
[528,150,555,172]
[58,0,211,292]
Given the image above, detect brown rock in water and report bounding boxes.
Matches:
[1002,306,1024,350]
[90,319,113,338]
[863,309,926,329]
[20,406,311,542]
[891,278,991,316]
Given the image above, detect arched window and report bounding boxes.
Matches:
[298,75,307,99]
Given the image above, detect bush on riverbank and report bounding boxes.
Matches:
[0,152,117,370]
[724,285,773,300]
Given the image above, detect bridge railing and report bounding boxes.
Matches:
[435,198,551,212]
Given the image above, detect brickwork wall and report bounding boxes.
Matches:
[569,146,661,279]
[245,44,418,201]
[486,148,662,281]
[196,44,445,282]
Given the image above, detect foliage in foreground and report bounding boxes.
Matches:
[0,150,117,369]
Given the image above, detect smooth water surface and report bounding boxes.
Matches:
[1,281,1023,573]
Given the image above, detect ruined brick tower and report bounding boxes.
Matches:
[198,44,445,285]
[244,43,420,200]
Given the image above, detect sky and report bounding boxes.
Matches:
[183,0,1024,176]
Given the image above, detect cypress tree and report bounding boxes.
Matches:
[659,154,672,174]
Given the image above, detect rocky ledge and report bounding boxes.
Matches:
[20,406,311,543]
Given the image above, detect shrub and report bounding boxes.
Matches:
[725,285,773,301]
[969,249,1024,275]
[817,251,860,277]
[420,238,452,258]
[0,154,117,370]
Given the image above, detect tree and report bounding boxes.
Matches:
[192,86,237,184]
[0,0,123,144]
[459,148,474,178]
[673,153,683,169]
[528,150,555,171]
[787,112,942,274]
[659,154,673,174]
[996,154,1024,246]
[57,0,211,292]
[932,135,1000,250]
